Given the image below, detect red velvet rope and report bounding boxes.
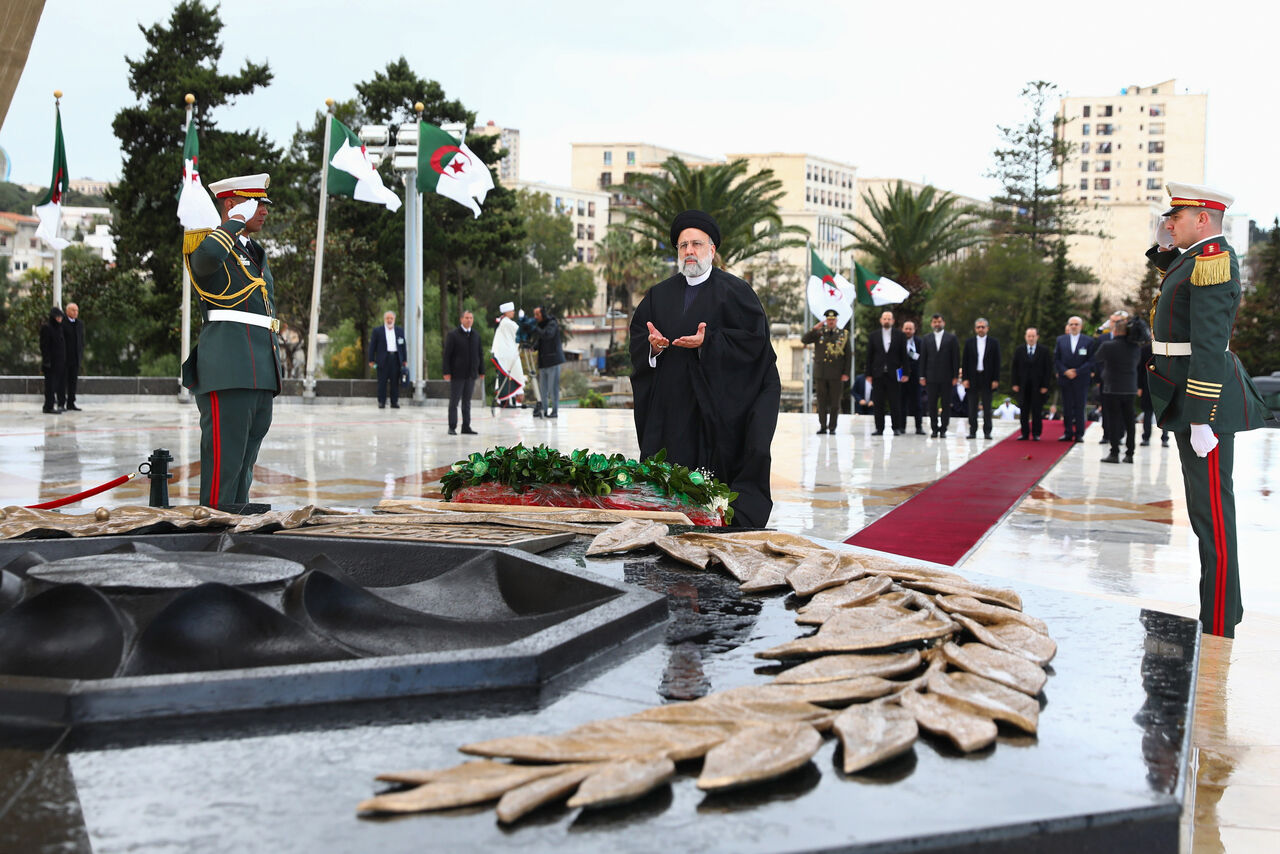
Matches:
[25,472,137,510]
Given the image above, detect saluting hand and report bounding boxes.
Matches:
[673,322,707,349]
[228,199,258,222]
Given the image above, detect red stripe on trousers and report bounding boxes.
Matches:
[210,391,221,507]
[1207,443,1226,635]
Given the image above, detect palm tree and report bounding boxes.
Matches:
[596,229,665,316]
[840,181,988,316]
[615,157,809,268]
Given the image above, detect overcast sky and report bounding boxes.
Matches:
[3,0,1278,223]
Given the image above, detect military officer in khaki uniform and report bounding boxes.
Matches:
[180,173,281,509]
[801,309,852,434]
[1146,182,1270,637]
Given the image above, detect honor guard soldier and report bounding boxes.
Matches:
[801,309,852,434]
[181,173,281,510]
[1146,182,1270,637]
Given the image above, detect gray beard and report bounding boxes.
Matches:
[682,255,712,278]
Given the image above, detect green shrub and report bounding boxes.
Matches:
[328,343,366,378]
[561,370,589,399]
[580,389,607,408]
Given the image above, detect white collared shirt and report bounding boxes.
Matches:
[881,328,891,351]
[976,335,987,371]
[1070,334,1079,352]
[933,330,943,349]
[384,325,397,352]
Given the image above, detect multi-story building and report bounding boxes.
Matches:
[725,152,858,278]
[0,211,50,282]
[512,180,614,356]
[472,121,520,185]
[570,142,721,229]
[69,178,113,197]
[1058,79,1208,306]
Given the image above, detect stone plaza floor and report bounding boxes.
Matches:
[2,396,1277,852]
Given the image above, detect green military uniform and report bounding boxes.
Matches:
[180,174,281,509]
[801,314,852,433]
[1147,228,1269,637]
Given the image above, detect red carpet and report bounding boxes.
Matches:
[844,421,1075,565]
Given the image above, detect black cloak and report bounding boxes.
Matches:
[629,267,781,527]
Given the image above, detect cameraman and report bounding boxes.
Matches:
[533,306,565,419]
[1095,312,1145,463]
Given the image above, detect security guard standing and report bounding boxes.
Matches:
[1146,182,1270,637]
[801,309,851,434]
[180,173,281,509]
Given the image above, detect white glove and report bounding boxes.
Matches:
[1190,423,1219,458]
[228,198,258,222]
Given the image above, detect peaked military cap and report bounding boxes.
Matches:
[1163,182,1233,217]
[209,173,272,204]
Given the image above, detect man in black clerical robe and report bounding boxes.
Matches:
[629,210,781,528]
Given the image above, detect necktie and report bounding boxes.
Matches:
[1028,346,1034,355]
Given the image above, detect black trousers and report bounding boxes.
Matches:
[1102,393,1136,454]
[967,373,995,436]
[1060,375,1089,439]
[449,376,475,430]
[815,377,843,430]
[375,355,402,406]
[1018,386,1047,438]
[872,373,903,432]
[925,381,952,434]
[61,359,80,407]
[43,367,65,410]
[900,378,923,429]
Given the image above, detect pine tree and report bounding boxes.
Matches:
[109,0,277,364]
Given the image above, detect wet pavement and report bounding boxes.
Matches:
[2,399,1278,851]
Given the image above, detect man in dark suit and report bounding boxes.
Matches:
[866,309,909,435]
[961,317,1001,439]
[367,310,407,409]
[851,373,872,414]
[900,319,925,434]
[443,309,482,435]
[61,302,85,411]
[1054,315,1096,443]
[1011,326,1053,441]
[919,312,960,437]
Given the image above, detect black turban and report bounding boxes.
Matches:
[670,210,721,251]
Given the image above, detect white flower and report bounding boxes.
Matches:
[709,495,730,515]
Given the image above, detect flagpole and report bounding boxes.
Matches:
[802,239,811,416]
[412,101,426,404]
[178,93,195,404]
[51,91,63,309]
[304,99,335,402]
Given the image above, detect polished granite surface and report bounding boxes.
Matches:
[2,400,1278,852]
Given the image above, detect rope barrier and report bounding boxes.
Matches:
[25,472,138,510]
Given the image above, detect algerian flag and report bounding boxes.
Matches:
[854,262,910,306]
[416,122,493,218]
[327,116,401,212]
[177,116,220,229]
[33,104,70,250]
[806,249,854,328]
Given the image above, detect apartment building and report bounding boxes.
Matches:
[569,142,721,229]
[1058,80,1208,306]
[472,121,520,185]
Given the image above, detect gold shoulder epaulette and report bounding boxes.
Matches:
[1191,244,1231,286]
[183,228,213,256]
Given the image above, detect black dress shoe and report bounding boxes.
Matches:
[66,404,81,411]
[42,407,57,414]
[984,433,992,439]
[461,428,478,434]
[892,429,904,435]
[816,428,827,434]
[1161,437,1169,447]
[871,430,884,436]
[930,430,939,438]
[448,428,457,435]
[378,403,386,409]
[967,432,977,439]
[390,403,400,409]
[1033,435,1041,441]
[940,430,947,437]
[1058,435,1073,442]
[1123,452,1134,463]
[1101,451,1120,464]
[1016,435,1029,441]
[915,428,926,435]
[1073,437,1085,443]
[1140,438,1150,446]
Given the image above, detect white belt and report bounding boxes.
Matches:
[1151,340,1191,357]
[207,309,280,333]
